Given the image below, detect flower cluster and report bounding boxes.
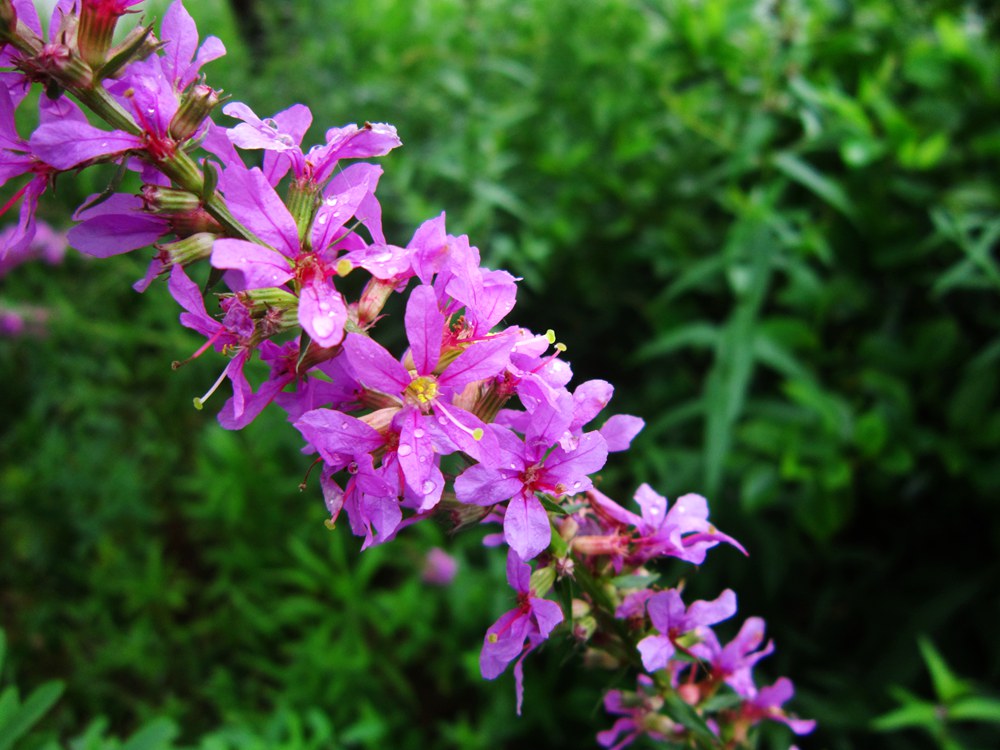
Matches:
[0,2,813,746]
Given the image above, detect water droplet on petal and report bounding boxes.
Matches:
[413,428,425,439]
[340,421,349,430]
[397,444,413,457]
[437,417,448,426]
[418,455,427,464]
[422,480,436,495]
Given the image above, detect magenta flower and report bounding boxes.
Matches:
[588,483,746,569]
[634,588,737,673]
[739,677,816,735]
[224,100,401,188]
[688,616,776,698]
[342,284,515,505]
[421,547,458,586]
[455,395,608,561]
[597,675,678,750]
[480,549,563,714]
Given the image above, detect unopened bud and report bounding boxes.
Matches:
[529,566,557,598]
[571,533,625,558]
[0,0,17,38]
[101,23,158,78]
[572,614,597,643]
[142,184,202,214]
[169,83,221,141]
[26,43,94,89]
[677,684,701,706]
[79,0,141,68]
[356,278,395,327]
[157,232,215,266]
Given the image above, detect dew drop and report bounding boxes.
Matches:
[413,428,425,439]
[397,444,413,457]
[437,417,448,426]
[418,455,427,464]
[340,421,349,430]
[422,480,436,495]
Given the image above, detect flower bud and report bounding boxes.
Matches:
[0,0,17,39]
[529,566,557,598]
[356,278,395,328]
[156,232,214,266]
[25,43,94,89]
[142,185,202,214]
[79,0,142,68]
[169,84,222,142]
[677,683,701,706]
[571,533,626,558]
[101,23,158,78]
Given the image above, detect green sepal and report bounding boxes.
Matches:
[610,573,661,589]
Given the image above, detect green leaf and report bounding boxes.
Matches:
[919,637,969,703]
[772,151,858,222]
[539,495,569,517]
[120,718,179,750]
[872,699,939,731]
[661,691,718,746]
[948,695,1000,723]
[610,573,661,589]
[0,680,64,750]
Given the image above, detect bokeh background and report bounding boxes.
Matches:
[2,0,1000,748]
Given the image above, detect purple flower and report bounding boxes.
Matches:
[597,675,678,750]
[224,101,401,187]
[739,677,816,735]
[688,616,775,698]
[343,284,515,506]
[455,395,608,561]
[421,547,458,586]
[587,483,746,569]
[480,549,563,714]
[634,588,737,673]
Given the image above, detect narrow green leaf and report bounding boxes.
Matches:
[120,718,179,750]
[872,700,939,731]
[0,680,64,750]
[661,691,718,746]
[610,573,660,589]
[919,637,969,703]
[539,495,569,517]
[948,695,1000,723]
[0,687,18,728]
[772,151,858,222]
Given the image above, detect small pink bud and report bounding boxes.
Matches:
[677,683,701,706]
[421,547,458,585]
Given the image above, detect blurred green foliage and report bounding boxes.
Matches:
[3,0,1000,748]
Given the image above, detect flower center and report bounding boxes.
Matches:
[405,375,439,407]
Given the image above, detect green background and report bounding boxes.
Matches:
[2,0,1000,747]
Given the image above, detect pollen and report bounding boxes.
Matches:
[405,376,439,405]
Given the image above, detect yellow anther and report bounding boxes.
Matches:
[545,329,557,344]
[335,258,353,277]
